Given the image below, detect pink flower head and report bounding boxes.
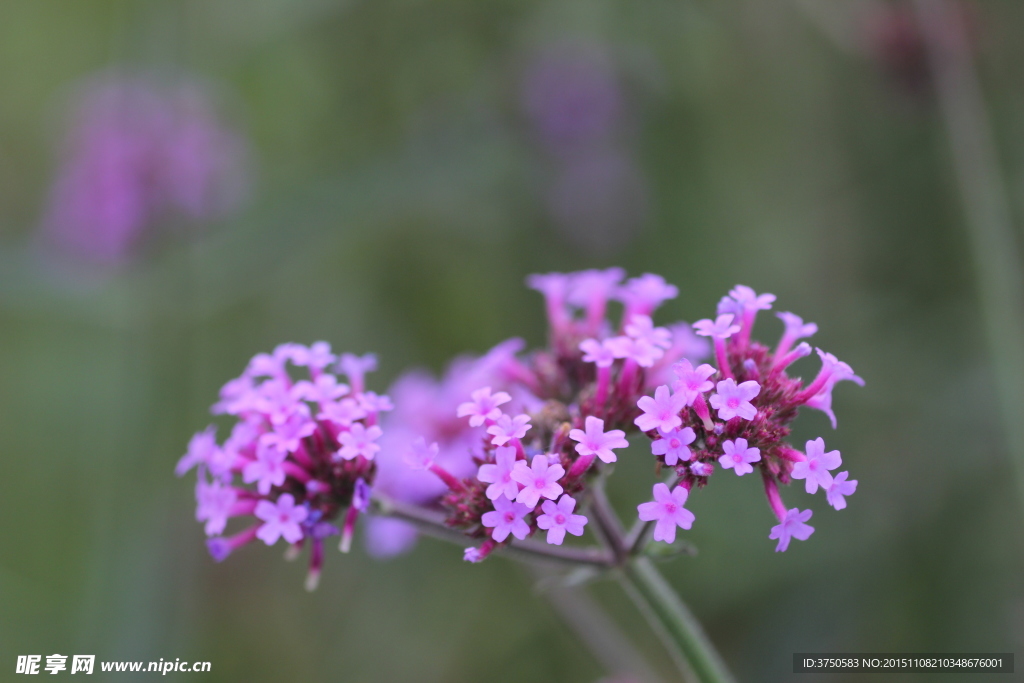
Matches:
[510,454,566,507]
[255,493,309,545]
[336,423,383,461]
[579,338,618,368]
[709,379,760,421]
[195,478,237,536]
[261,411,316,453]
[176,425,219,476]
[243,441,288,495]
[776,311,817,343]
[625,315,672,350]
[536,495,588,545]
[357,391,394,414]
[617,274,679,318]
[487,413,532,446]
[477,446,521,501]
[718,438,761,476]
[826,471,858,510]
[790,437,842,494]
[670,360,716,406]
[607,335,662,368]
[718,285,775,316]
[768,507,814,552]
[337,353,378,392]
[692,314,741,340]
[290,341,337,371]
[404,437,440,471]
[318,398,367,427]
[456,386,512,427]
[635,385,687,433]
[637,483,695,544]
[651,426,696,466]
[293,374,349,403]
[481,496,532,542]
[569,416,629,464]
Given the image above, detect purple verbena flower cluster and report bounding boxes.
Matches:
[177,343,388,590]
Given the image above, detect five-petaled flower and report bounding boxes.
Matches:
[692,314,740,339]
[456,386,512,427]
[637,483,696,544]
[826,471,857,510]
[635,385,687,433]
[652,427,696,466]
[477,447,521,501]
[487,414,532,446]
[769,508,814,552]
[511,454,566,507]
[670,360,716,406]
[481,496,532,542]
[336,423,383,461]
[790,437,841,494]
[718,438,761,476]
[536,495,588,545]
[708,379,760,421]
[255,494,309,545]
[569,416,629,464]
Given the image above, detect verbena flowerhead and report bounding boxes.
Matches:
[397,274,861,559]
[177,342,388,589]
[41,72,248,264]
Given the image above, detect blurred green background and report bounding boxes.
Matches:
[1,0,1021,681]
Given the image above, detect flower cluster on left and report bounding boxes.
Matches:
[175,342,389,590]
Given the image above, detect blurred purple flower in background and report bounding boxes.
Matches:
[521,42,649,253]
[40,72,249,264]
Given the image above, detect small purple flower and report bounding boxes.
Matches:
[624,315,672,351]
[405,437,440,470]
[357,391,394,414]
[693,314,741,340]
[617,274,679,319]
[709,379,761,421]
[607,335,663,368]
[291,341,337,371]
[318,398,367,427]
[195,478,237,536]
[481,496,532,542]
[456,386,512,427]
[718,438,761,476]
[255,493,309,545]
[651,426,696,466]
[670,360,717,406]
[510,454,565,507]
[635,385,688,433]
[487,413,532,446]
[176,425,219,477]
[536,495,588,545]
[826,471,858,510]
[338,353,378,393]
[353,478,372,512]
[463,547,485,563]
[790,437,841,494]
[293,374,349,403]
[579,338,618,368]
[243,442,288,495]
[477,446,521,501]
[718,285,776,316]
[768,508,814,552]
[637,483,695,544]
[261,411,316,453]
[775,311,818,356]
[569,416,629,464]
[336,423,383,461]
[689,461,714,477]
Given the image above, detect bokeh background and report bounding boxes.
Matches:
[1,0,1021,681]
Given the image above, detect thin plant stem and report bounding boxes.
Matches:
[620,558,735,683]
[911,0,1024,517]
[531,566,665,683]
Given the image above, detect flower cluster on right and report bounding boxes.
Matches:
[636,285,862,551]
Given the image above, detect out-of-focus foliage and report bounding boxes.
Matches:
[1,0,1022,681]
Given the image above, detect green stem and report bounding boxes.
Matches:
[620,558,735,683]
